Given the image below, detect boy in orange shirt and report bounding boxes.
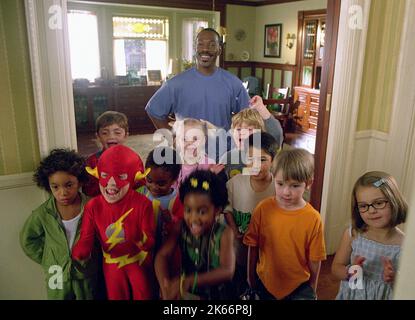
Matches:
[244,148,326,300]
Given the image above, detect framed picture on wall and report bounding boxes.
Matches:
[264,24,282,58]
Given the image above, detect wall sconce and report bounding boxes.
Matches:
[219,26,227,44]
[286,33,296,49]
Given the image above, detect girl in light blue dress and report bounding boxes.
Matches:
[331,171,407,300]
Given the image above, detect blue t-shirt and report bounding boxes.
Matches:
[145,67,250,130]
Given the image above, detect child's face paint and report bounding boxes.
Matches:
[99,174,130,204]
[183,193,218,238]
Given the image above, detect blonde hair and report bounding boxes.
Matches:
[351,171,407,232]
[274,148,314,183]
[96,111,128,133]
[172,118,215,139]
[231,109,265,131]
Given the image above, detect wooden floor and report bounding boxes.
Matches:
[317,255,340,300]
[284,130,316,154]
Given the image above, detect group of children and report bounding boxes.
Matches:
[20,95,408,300]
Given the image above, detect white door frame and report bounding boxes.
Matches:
[25,0,77,157]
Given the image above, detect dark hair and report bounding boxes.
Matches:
[179,170,228,209]
[351,171,407,232]
[245,131,279,160]
[33,148,88,192]
[196,27,222,46]
[145,147,181,181]
[95,110,129,133]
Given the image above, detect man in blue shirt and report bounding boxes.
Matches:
[145,28,250,132]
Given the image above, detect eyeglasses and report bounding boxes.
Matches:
[357,199,389,213]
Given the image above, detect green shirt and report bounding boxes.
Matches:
[20,193,98,281]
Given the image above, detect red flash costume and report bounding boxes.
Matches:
[72,145,155,300]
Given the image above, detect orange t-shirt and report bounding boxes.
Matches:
[243,197,326,299]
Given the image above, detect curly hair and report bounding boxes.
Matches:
[145,146,181,181]
[33,148,88,192]
[179,170,228,209]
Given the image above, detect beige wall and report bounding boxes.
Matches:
[357,0,406,132]
[0,0,40,175]
[225,5,256,62]
[226,0,327,65]
[254,0,327,64]
[0,181,47,299]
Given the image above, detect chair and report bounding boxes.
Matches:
[271,97,301,133]
[242,76,260,97]
[269,87,290,112]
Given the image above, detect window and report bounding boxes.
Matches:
[113,16,169,80]
[182,18,208,65]
[67,10,100,82]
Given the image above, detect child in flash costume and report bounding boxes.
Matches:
[72,145,156,299]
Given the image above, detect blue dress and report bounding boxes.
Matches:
[336,228,401,300]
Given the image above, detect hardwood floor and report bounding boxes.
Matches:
[317,255,340,300]
[284,130,316,154]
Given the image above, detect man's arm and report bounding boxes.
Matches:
[147,114,171,130]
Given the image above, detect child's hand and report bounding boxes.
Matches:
[249,95,271,119]
[347,255,365,279]
[352,255,366,266]
[381,256,395,283]
[230,224,243,239]
[161,278,180,300]
[210,164,225,174]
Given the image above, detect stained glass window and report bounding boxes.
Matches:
[113,17,168,40]
[113,16,168,80]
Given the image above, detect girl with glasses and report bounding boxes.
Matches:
[331,171,407,300]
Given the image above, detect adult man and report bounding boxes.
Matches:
[145,28,250,132]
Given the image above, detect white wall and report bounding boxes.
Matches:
[0,174,47,299]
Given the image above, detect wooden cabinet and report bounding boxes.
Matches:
[296,10,326,90]
[73,85,160,134]
[294,86,320,133]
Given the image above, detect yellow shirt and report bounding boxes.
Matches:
[243,197,326,299]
